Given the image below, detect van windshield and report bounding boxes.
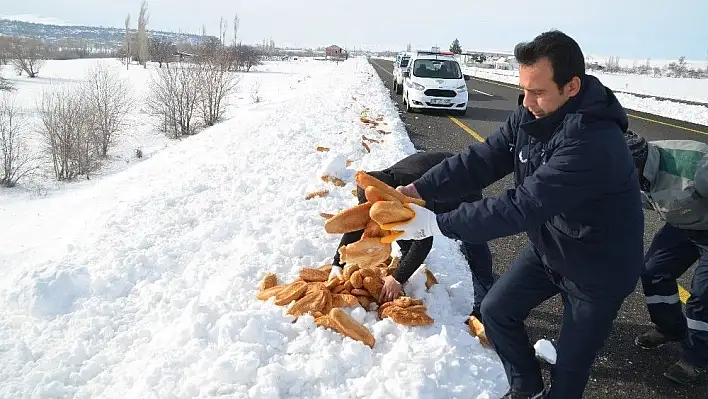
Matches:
[412,59,462,79]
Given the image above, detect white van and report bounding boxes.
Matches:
[402,51,469,115]
[392,51,412,94]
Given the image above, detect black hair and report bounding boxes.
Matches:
[514,30,586,90]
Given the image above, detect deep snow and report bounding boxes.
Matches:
[0,57,519,398]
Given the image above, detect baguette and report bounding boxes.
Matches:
[323,202,374,234]
[364,185,397,203]
[338,237,392,268]
[355,171,425,207]
[329,308,376,348]
[369,201,415,225]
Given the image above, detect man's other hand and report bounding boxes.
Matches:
[379,275,403,303]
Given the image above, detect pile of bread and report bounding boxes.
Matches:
[256,172,440,348]
[256,263,434,348]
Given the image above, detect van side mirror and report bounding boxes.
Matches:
[402,71,410,78]
[464,74,470,81]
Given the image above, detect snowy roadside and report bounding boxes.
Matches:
[0,57,508,399]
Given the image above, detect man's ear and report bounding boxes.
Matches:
[565,76,581,97]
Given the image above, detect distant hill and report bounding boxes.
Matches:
[0,18,208,50]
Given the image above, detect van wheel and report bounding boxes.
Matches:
[457,108,467,116]
[405,97,413,113]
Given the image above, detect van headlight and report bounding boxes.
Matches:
[456,85,467,93]
[409,82,425,91]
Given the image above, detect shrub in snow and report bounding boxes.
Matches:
[0,76,13,92]
[81,63,133,157]
[195,51,240,126]
[0,93,35,187]
[146,62,200,138]
[37,85,99,180]
[250,79,262,104]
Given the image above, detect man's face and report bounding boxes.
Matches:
[519,57,580,119]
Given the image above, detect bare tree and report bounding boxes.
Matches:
[605,56,620,73]
[239,45,262,72]
[137,1,150,68]
[37,85,98,180]
[668,56,688,78]
[9,38,45,78]
[225,44,261,72]
[233,14,240,45]
[219,17,228,47]
[0,94,35,187]
[150,38,176,68]
[82,63,133,157]
[147,63,200,137]
[196,52,239,126]
[0,36,11,65]
[124,14,131,69]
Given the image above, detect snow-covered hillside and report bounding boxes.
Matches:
[0,14,74,26]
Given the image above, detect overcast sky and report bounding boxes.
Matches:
[1,0,707,60]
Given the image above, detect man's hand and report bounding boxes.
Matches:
[328,265,342,281]
[379,275,403,303]
[380,203,442,241]
[396,184,421,199]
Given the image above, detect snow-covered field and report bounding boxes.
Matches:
[0,57,516,398]
[462,66,708,126]
[464,66,708,104]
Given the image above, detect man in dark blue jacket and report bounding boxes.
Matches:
[383,30,645,398]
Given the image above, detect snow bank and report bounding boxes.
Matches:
[0,57,507,398]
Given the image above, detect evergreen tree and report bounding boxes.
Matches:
[450,39,462,54]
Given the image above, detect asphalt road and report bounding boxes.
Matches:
[368,58,708,399]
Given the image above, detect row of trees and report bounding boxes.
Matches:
[443,39,707,79]
[147,50,240,138]
[0,27,259,185]
[0,46,245,187]
[0,64,131,185]
[0,7,270,187]
[588,55,708,79]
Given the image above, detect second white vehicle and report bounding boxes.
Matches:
[392,51,412,95]
[402,51,469,115]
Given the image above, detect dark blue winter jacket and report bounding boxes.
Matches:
[413,75,645,298]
